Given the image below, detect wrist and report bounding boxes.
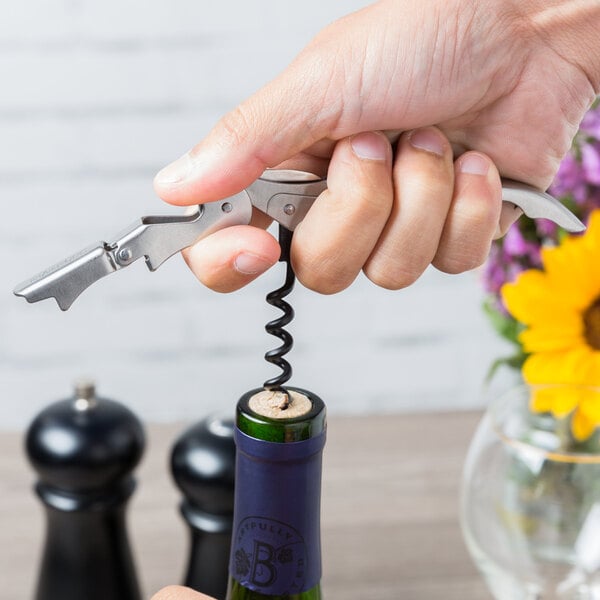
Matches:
[514,0,600,93]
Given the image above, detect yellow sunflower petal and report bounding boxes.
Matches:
[587,210,600,232]
[502,271,575,325]
[583,210,600,254]
[585,217,600,268]
[532,386,580,418]
[540,212,600,306]
[529,388,553,413]
[522,346,597,385]
[581,350,600,385]
[571,408,597,441]
[507,208,600,398]
[529,387,579,416]
[578,388,600,422]
[519,321,584,353]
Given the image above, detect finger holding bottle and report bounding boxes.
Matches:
[151,585,214,600]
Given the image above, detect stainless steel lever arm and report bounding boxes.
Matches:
[14,194,252,310]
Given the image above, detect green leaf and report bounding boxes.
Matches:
[485,352,528,383]
[482,297,524,345]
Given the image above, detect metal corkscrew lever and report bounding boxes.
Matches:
[13,170,585,311]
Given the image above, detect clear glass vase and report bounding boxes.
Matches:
[461,384,600,599]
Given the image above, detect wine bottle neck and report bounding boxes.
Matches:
[228,387,326,598]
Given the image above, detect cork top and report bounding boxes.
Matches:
[236,387,326,443]
[248,389,312,419]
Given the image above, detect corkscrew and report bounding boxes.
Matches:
[263,225,295,392]
[13,170,585,312]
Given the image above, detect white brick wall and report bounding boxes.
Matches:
[0,0,513,430]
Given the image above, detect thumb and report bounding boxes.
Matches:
[154,59,340,206]
[153,19,364,206]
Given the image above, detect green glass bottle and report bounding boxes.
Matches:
[226,387,326,600]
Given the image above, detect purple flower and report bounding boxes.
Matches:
[582,143,600,185]
[503,226,529,256]
[505,261,527,285]
[587,188,600,211]
[482,244,505,295]
[550,153,587,201]
[535,218,558,239]
[581,108,600,139]
[503,226,541,264]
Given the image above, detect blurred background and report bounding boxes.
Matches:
[0,0,511,432]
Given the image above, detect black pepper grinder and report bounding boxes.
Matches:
[25,380,145,600]
[170,414,236,600]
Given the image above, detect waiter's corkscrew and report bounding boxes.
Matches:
[13,169,585,312]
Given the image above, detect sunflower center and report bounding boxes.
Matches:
[584,297,600,350]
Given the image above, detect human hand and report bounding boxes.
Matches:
[154,0,599,294]
[151,585,213,600]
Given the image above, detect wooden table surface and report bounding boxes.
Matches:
[1,412,492,600]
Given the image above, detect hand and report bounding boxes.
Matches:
[154,0,599,294]
[151,586,213,600]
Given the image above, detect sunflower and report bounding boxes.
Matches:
[501,209,600,440]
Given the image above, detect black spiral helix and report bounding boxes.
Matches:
[263,225,295,391]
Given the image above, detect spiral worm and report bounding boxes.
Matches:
[263,225,295,391]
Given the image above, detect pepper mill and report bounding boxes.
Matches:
[25,380,145,600]
[171,414,236,600]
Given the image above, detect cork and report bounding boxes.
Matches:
[248,389,312,419]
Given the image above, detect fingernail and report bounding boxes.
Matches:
[351,132,388,160]
[234,253,273,275]
[155,153,192,185]
[408,128,445,156]
[459,154,489,176]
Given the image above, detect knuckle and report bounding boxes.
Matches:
[329,170,392,223]
[364,258,423,291]
[300,276,352,295]
[298,267,355,295]
[433,247,488,275]
[294,251,356,295]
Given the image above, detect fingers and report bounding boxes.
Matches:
[334,128,501,291]
[182,225,280,293]
[291,131,393,294]
[301,130,501,292]
[180,132,503,295]
[151,585,214,600]
[364,127,455,289]
[432,152,502,273]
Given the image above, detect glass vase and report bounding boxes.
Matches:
[461,384,600,599]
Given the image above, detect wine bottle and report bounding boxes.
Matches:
[226,387,326,600]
